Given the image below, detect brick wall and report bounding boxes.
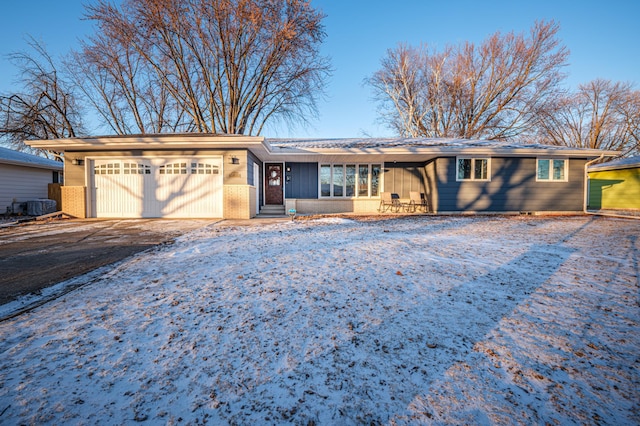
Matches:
[61,186,86,218]
[223,185,255,219]
[293,198,381,214]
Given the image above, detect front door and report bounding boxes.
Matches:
[265,163,283,205]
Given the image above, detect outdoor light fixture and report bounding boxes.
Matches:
[71,158,84,166]
[231,156,240,165]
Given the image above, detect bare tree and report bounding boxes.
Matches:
[0,38,85,159]
[368,21,569,140]
[67,18,188,135]
[534,79,640,155]
[77,0,330,135]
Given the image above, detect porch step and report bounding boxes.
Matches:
[259,205,286,216]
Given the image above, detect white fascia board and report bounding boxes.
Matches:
[25,134,266,151]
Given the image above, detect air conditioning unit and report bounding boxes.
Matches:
[27,199,57,216]
[11,202,27,215]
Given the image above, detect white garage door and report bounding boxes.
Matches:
[93,157,223,218]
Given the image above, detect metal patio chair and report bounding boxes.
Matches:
[378,192,401,212]
[407,191,429,212]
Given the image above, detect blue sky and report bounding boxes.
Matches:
[1,0,638,138]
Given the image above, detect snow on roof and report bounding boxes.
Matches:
[265,137,609,153]
[24,133,614,157]
[0,146,63,170]
[588,155,640,171]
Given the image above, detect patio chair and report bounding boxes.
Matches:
[408,191,429,212]
[378,192,401,212]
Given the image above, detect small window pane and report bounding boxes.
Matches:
[537,159,550,180]
[345,165,356,197]
[553,160,565,180]
[333,165,344,197]
[320,165,331,197]
[358,165,369,196]
[474,159,487,180]
[371,165,381,196]
[458,159,472,180]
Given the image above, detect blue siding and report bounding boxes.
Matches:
[436,157,587,212]
[285,162,318,199]
[247,151,261,186]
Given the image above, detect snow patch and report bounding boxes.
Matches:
[0,216,638,424]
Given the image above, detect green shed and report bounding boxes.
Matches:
[588,156,640,210]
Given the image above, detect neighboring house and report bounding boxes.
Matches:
[0,146,63,215]
[588,156,640,210]
[26,134,616,219]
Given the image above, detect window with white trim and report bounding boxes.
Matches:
[320,164,381,197]
[537,159,567,181]
[456,158,490,181]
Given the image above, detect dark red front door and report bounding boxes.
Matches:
[265,163,283,205]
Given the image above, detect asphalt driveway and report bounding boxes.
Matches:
[0,218,215,307]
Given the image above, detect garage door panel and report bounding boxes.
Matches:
[95,162,146,217]
[93,158,222,218]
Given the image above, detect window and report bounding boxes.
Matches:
[457,158,489,181]
[358,165,369,196]
[123,162,151,174]
[94,163,121,175]
[333,165,344,196]
[191,163,219,174]
[320,164,382,197]
[345,165,356,197]
[320,165,331,197]
[537,159,567,181]
[371,165,380,196]
[159,163,187,174]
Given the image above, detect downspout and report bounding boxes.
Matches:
[584,154,605,214]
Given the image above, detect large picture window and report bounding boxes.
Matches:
[457,158,490,181]
[537,159,567,181]
[320,164,381,197]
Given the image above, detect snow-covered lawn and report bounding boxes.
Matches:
[0,215,638,425]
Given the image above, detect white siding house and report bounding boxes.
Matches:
[0,147,63,214]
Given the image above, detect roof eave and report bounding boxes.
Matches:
[589,164,640,172]
[0,158,63,170]
[268,146,619,157]
[26,134,265,150]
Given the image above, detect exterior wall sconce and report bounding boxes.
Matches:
[231,156,240,165]
[71,158,84,166]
